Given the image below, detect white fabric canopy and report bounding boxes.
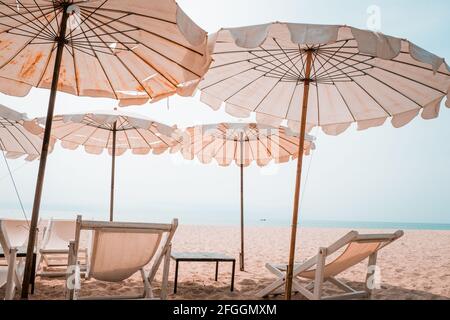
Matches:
[0,104,51,161]
[0,0,212,105]
[178,123,315,166]
[35,109,180,156]
[200,23,450,135]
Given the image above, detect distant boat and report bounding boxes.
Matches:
[260,219,267,222]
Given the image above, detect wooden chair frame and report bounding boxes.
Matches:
[65,215,178,300]
[257,230,404,300]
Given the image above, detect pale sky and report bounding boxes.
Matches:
[0,0,449,226]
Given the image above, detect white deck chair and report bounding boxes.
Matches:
[0,219,30,299]
[257,230,404,300]
[66,215,178,300]
[38,218,90,277]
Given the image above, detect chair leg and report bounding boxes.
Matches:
[65,241,78,300]
[160,244,172,300]
[313,247,327,300]
[5,248,18,300]
[365,252,378,298]
[141,269,153,299]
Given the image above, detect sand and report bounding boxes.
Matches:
[3,225,450,300]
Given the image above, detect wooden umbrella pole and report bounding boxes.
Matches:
[21,6,70,299]
[239,133,245,271]
[285,50,313,300]
[110,122,117,222]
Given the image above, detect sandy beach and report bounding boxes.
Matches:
[3,225,448,300]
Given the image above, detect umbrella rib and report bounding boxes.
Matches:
[36,41,58,88]
[312,40,349,76]
[80,125,100,147]
[313,51,362,81]
[266,133,290,158]
[320,48,449,76]
[334,83,357,122]
[74,19,119,99]
[313,51,356,122]
[70,30,80,96]
[252,79,282,112]
[58,122,91,141]
[12,123,42,154]
[121,127,132,151]
[77,5,178,26]
[217,53,302,104]
[105,128,112,149]
[76,17,153,100]
[79,16,155,100]
[245,136,256,164]
[251,48,298,78]
[310,52,321,126]
[321,51,428,108]
[0,0,55,39]
[84,12,204,78]
[312,54,392,118]
[0,5,61,73]
[1,120,30,154]
[76,8,205,57]
[273,38,303,77]
[81,15,181,87]
[350,79,392,117]
[68,12,132,41]
[210,50,298,70]
[251,51,303,78]
[256,135,272,159]
[199,66,255,91]
[321,51,447,94]
[210,139,227,164]
[213,48,298,55]
[65,0,109,39]
[32,0,57,36]
[252,52,306,113]
[284,82,298,122]
[297,45,306,77]
[15,0,56,39]
[134,128,154,149]
[0,17,59,71]
[0,3,54,18]
[196,137,216,163]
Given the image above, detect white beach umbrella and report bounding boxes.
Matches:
[34,109,181,221]
[0,0,211,297]
[0,104,52,161]
[199,22,450,299]
[178,122,315,271]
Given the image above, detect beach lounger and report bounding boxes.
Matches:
[257,230,404,300]
[0,219,30,299]
[38,218,90,277]
[66,215,178,300]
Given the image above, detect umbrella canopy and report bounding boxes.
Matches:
[34,109,181,221]
[0,0,211,105]
[0,104,52,161]
[0,0,211,297]
[179,122,315,166]
[200,23,449,134]
[178,122,316,271]
[199,22,450,299]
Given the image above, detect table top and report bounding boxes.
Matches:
[171,252,235,262]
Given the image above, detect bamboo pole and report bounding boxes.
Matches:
[110,122,117,222]
[21,6,70,299]
[285,50,313,300]
[239,133,245,271]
